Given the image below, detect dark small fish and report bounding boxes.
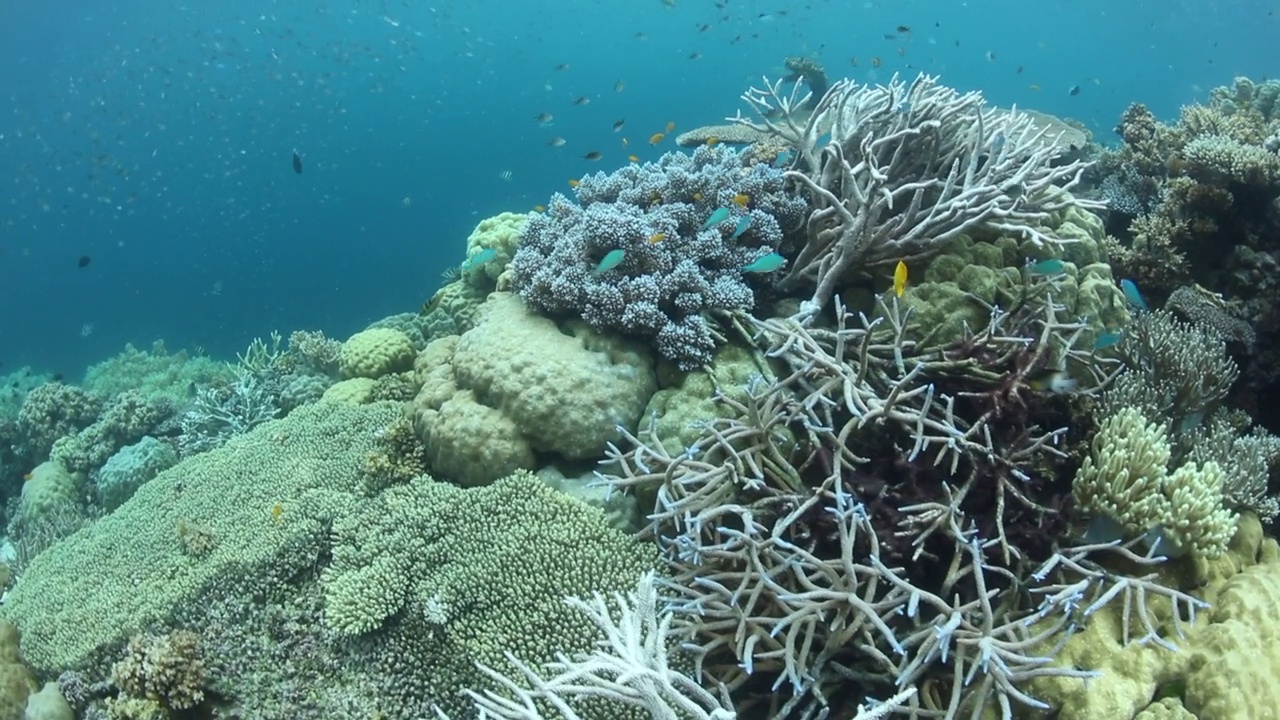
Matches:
[612,119,626,132]
[77,255,91,268]
[583,151,603,161]
[572,96,591,106]
[688,51,702,60]
[697,23,710,31]
[897,25,911,33]
[1068,84,1081,96]
[554,63,570,71]
[534,112,554,124]
[883,33,896,39]
[292,149,303,174]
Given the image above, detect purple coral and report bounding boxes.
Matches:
[511,145,807,370]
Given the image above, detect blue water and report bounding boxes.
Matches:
[0,0,1274,375]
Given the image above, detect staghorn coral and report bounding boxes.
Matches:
[732,73,1101,319]
[511,145,807,370]
[178,374,280,457]
[598,276,1144,718]
[1103,310,1236,432]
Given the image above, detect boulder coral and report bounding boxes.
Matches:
[411,292,657,487]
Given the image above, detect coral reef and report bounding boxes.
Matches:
[511,145,807,369]
[1090,77,1280,429]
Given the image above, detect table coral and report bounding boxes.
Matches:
[320,471,658,718]
[1,400,402,675]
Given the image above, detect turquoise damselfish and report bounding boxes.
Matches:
[595,248,626,273]
[742,252,785,273]
[1028,258,1064,275]
[701,207,731,230]
[1120,278,1149,312]
[462,247,497,269]
[731,215,751,239]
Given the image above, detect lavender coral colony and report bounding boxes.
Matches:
[3,72,1280,720]
[511,145,807,369]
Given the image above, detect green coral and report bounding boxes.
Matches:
[903,227,1126,350]
[463,211,528,290]
[321,471,658,717]
[1029,513,1280,719]
[411,293,656,487]
[82,341,234,404]
[1073,406,1237,558]
[1,400,403,674]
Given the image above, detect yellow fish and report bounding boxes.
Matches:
[732,193,750,208]
[648,232,667,244]
[533,204,546,213]
[705,137,719,146]
[665,121,676,133]
[568,179,580,188]
[628,154,640,163]
[271,503,285,524]
[649,132,665,146]
[893,260,908,297]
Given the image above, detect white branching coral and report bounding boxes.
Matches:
[440,571,739,720]
[732,72,1100,319]
[1073,406,1238,558]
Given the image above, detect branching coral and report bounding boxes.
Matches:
[511,146,807,370]
[111,629,206,711]
[731,73,1101,319]
[1073,406,1237,558]
[598,276,1142,717]
[1100,309,1279,523]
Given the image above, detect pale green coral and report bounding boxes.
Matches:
[1073,406,1237,558]
[903,230,1127,350]
[321,471,658,717]
[463,211,528,290]
[1,400,402,674]
[82,341,234,404]
[338,328,416,379]
[411,293,656,487]
[1029,513,1280,720]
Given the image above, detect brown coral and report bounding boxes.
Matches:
[111,630,205,712]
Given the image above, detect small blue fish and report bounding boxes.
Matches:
[815,132,831,147]
[700,207,731,230]
[595,248,626,273]
[730,215,752,239]
[1093,330,1124,350]
[993,133,1006,150]
[1028,258,1064,275]
[773,150,793,167]
[462,248,498,269]
[1120,279,1149,312]
[742,252,786,273]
